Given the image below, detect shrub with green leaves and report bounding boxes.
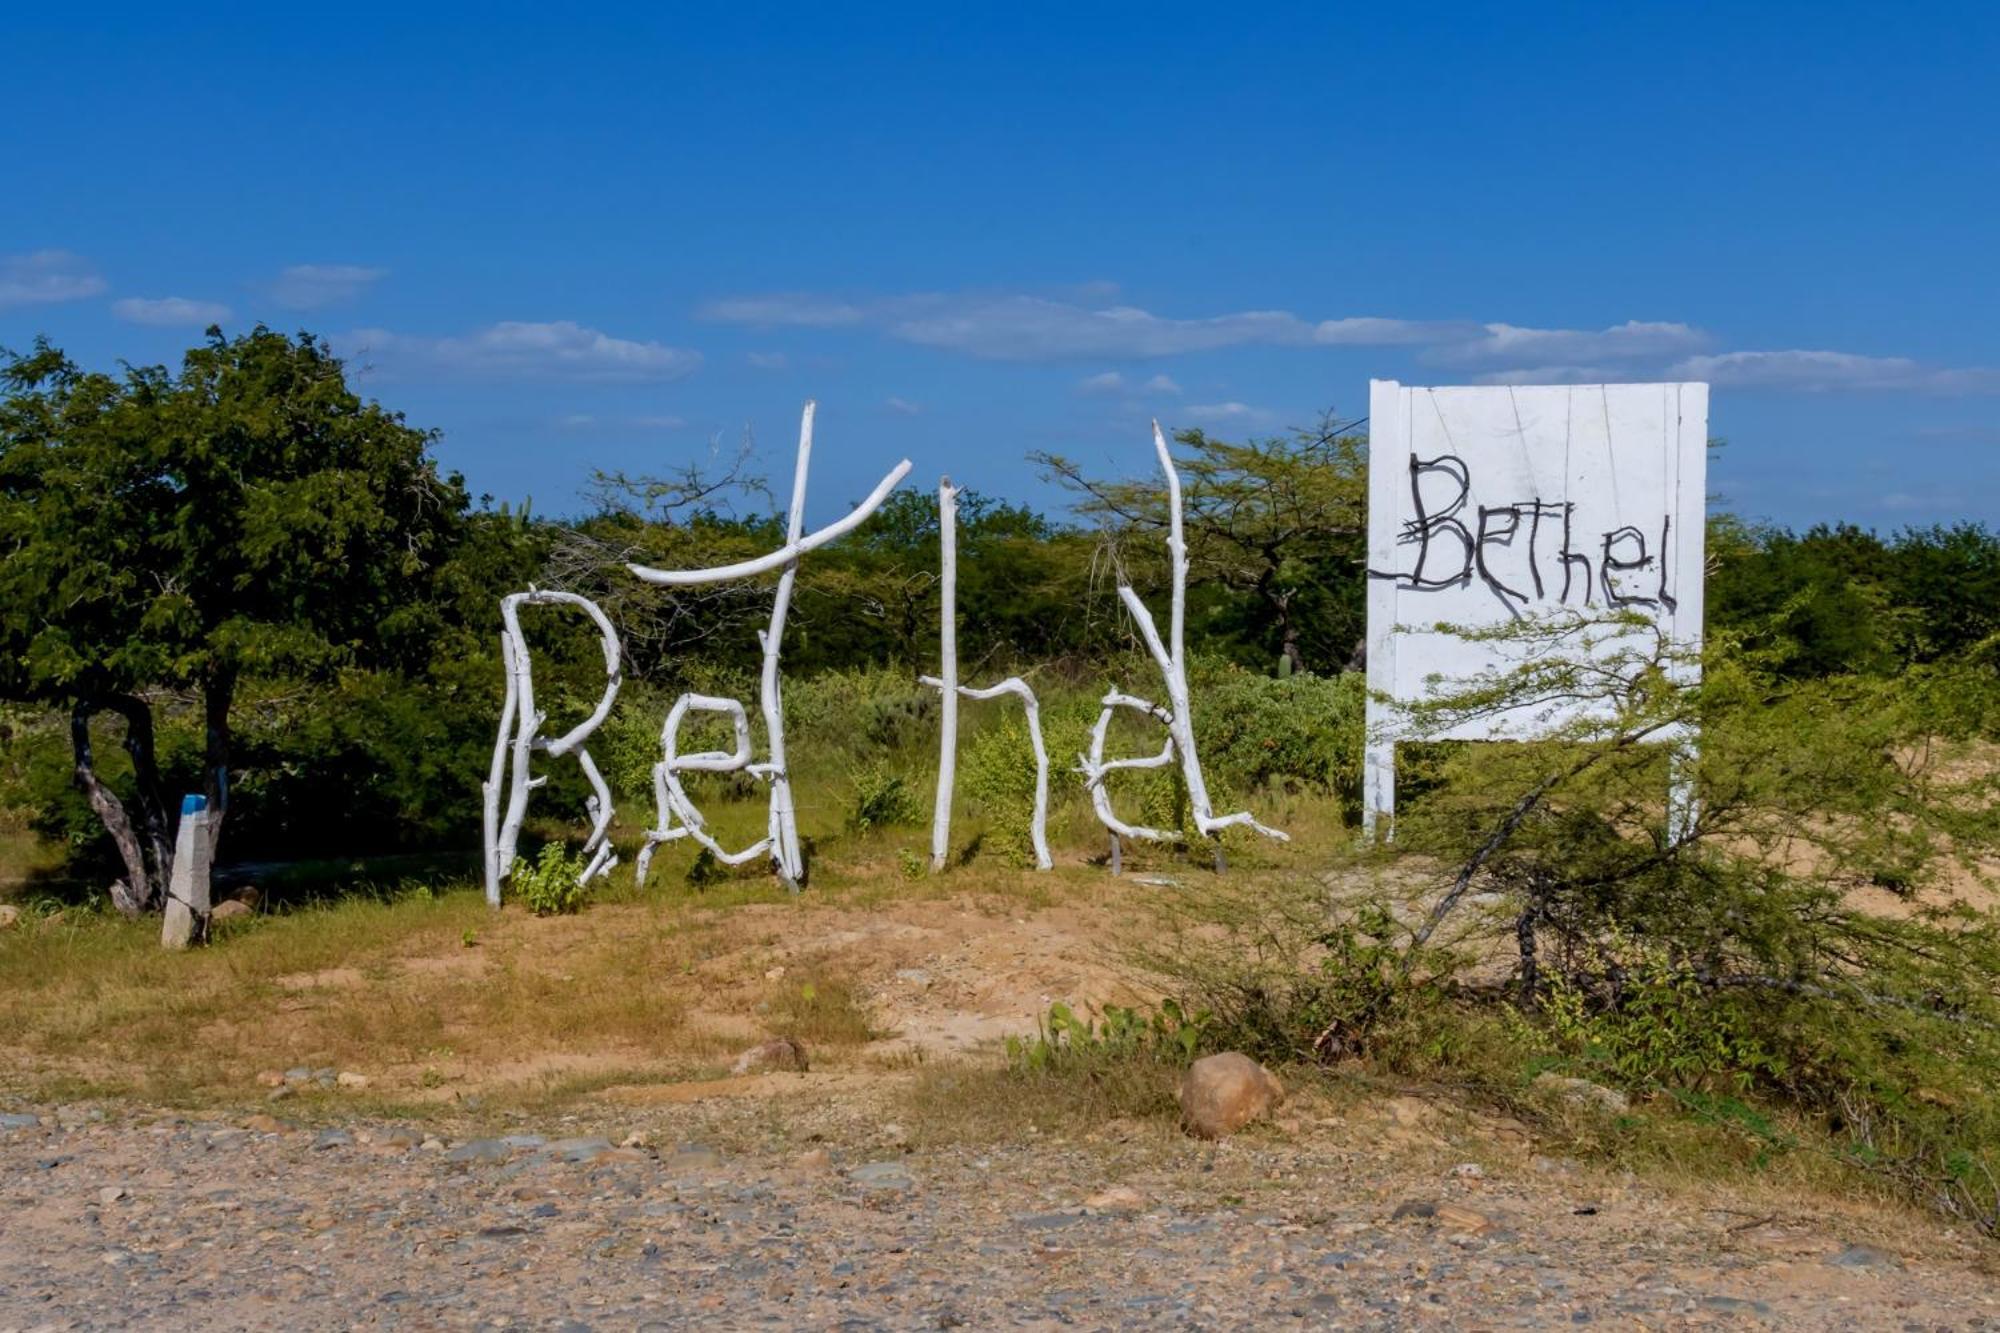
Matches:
[510,842,589,916]
[846,763,922,832]
[1005,999,1210,1073]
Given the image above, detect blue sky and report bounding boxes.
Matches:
[4,3,1996,529]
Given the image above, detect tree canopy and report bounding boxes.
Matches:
[0,328,468,910]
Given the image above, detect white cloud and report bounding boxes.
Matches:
[885,296,1313,361]
[704,290,1707,369]
[1180,401,1281,429]
[1315,316,1472,346]
[269,264,387,310]
[1436,320,1708,366]
[1668,349,2000,393]
[707,290,1334,361]
[343,320,702,383]
[1079,370,1183,397]
[885,395,922,416]
[746,350,789,370]
[701,284,2000,397]
[112,296,233,327]
[558,412,687,431]
[1469,365,1626,386]
[0,250,106,308]
[700,294,865,327]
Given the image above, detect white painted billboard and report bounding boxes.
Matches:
[1362,379,1708,831]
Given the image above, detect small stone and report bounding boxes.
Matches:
[1449,1162,1486,1180]
[879,1122,909,1147]
[335,1071,369,1089]
[1391,1200,1437,1221]
[849,1161,917,1192]
[254,1070,285,1088]
[210,899,252,924]
[313,1129,354,1151]
[1532,1073,1630,1115]
[265,1086,294,1103]
[444,1139,512,1164]
[98,1186,127,1204]
[1083,1185,1147,1213]
[243,1114,288,1134]
[730,1037,809,1076]
[544,1137,614,1163]
[620,1130,649,1149]
[793,1148,833,1172]
[893,968,932,987]
[666,1145,724,1171]
[763,965,786,981]
[1827,1243,1896,1269]
[420,1136,445,1152]
[1435,1203,1491,1232]
[1178,1052,1284,1139]
[374,1128,420,1151]
[0,1112,41,1131]
[0,903,20,929]
[283,1067,312,1084]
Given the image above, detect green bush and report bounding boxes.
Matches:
[511,843,590,916]
[1005,999,1210,1073]
[847,763,922,832]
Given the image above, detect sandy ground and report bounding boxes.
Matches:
[2,1086,1996,1331]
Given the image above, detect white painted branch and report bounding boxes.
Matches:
[759,403,815,888]
[625,457,914,587]
[486,589,625,907]
[1081,423,1289,851]
[929,478,961,871]
[1079,689,1181,843]
[623,400,909,889]
[1152,422,1187,670]
[635,694,770,883]
[922,673,1054,870]
[483,630,520,907]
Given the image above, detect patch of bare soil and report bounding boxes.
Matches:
[1,1084,1993,1330]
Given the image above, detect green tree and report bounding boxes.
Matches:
[1034,411,1368,675]
[0,328,468,912]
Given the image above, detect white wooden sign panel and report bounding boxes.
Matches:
[1363,379,1708,831]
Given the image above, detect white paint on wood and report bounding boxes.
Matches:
[161,806,211,950]
[1362,380,1709,835]
[1080,423,1288,850]
[631,402,912,889]
[484,589,624,906]
[922,476,1054,871]
[929,479,961,871]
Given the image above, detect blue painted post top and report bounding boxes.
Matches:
[181,794,208,815]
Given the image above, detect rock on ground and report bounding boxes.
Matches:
[731,1036,809,1075]
[1179,1051,1284,1139]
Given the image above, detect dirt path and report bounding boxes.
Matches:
[3,1095,1993,1331]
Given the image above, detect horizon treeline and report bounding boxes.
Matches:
[4,329,1997,882]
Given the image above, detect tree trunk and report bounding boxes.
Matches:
[202,666,237,860]
[101,693,172,902]
[70,700,155,916]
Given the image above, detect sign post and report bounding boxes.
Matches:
[1363,380,1708,835]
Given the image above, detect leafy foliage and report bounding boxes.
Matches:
[510,843,589,916]
[1005,999,1210,1073]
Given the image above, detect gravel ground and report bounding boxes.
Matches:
[2,1102,1995,1331]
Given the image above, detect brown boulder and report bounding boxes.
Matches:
[210,899,253,924]
[1179,1052,1284,1139]
[731,1037,809,1076]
